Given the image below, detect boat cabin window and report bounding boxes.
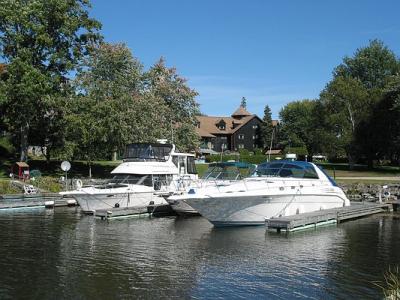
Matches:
[107,174,153,187]
[124,143,173,161]
[187,156,197,174]
[172,156,179,168]
[255,162,319,179]
[179,156,186,174]
[152,174,173,190]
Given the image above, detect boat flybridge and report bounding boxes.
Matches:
[168,160,350,226]
[62,142,197,214]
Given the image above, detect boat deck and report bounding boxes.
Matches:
[265,202,392,232]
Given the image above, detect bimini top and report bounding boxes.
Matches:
[255,160,320,179]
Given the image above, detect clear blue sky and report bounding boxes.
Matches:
[90,0,400,119]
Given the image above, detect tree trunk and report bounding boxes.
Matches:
[366,154,374,169]
[347,153,355,170]
[20,123,29,162]
[45,148,51,165]
[112,151,117,161]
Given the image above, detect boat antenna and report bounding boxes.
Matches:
[171,120,174,144]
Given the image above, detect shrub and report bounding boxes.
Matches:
[240,155,268,164]
[239,149,250,156]
[0,179,21,194]
[32,177,63,193]
[206,154,238,163]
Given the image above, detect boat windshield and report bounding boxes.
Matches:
[96,174,153,189]
[204,162,256,180]
[124,143,173,161]
[255,161,319,179]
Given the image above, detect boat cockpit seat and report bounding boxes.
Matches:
[279,169,293,177]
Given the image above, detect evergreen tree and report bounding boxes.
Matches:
[241,96,247,108]
[261,105,273,149]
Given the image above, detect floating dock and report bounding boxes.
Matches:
[95,203,176,220]
[0,194,77,210]
[265,202,392,232]
[95,206,150,220]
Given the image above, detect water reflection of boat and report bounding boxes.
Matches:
[61,142,197,214]
[167,161,255,216]
[169,161,350,226]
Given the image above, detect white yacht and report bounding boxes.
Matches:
[62,142,197,214]
[167,161,255,216]
[168,161,350,226]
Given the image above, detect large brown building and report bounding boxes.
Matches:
[196,105,278,153]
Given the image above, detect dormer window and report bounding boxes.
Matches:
[216,120,226,130]
[196,121,201,128]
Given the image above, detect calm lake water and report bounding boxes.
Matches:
[0,207,399,299]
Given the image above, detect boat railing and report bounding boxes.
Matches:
[187,176,326,194]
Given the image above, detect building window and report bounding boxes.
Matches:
[252,135,258,140]
[253,125,258,129]
[219,124,225,130]
[238,144,244,149]
[196,122,201,128]
[221,143,227,150]
[238,134,245,140]
[221,136,227,140]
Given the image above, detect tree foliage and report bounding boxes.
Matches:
[144,58,200,151]
[64,45,200,163]
[314,40,400,166]
[279,99,317,157]
[334,39,400,90]
[68,43,143,159]
[144,58,199,124]
[0,0,101,161]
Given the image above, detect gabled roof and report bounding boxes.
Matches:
[196,115,258,136]
[195,106,278,138]
[16,162,29,167]
[196,126,216,138]
[232,106,252,117]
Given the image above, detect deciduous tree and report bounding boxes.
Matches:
[144,58,200,150]
[0,0,101,161]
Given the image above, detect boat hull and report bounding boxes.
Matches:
[185,193,349,226]
[166,198,200,216]
[71,192,168,214]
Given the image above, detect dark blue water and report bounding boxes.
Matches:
[0,207,399,299]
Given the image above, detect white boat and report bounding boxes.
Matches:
[61,142,197,214]
[168,161,350,226]
[167,161,255,216]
